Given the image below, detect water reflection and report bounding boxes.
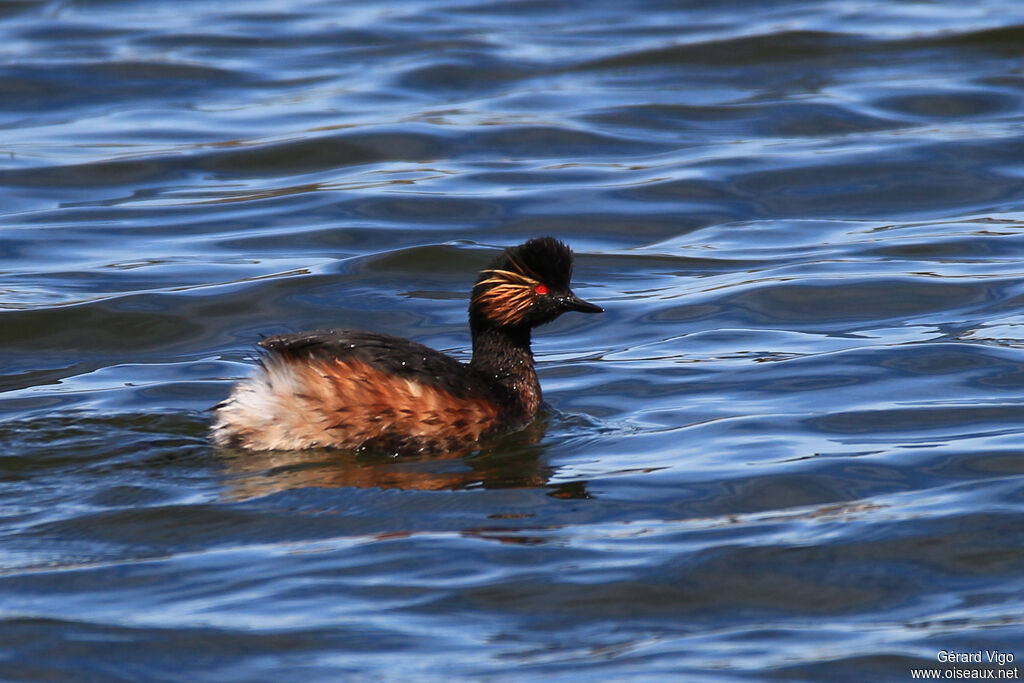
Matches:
[219,419,558,500]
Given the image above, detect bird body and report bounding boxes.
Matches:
[211,237,602,452]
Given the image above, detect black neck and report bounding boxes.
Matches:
[469,323,540,416]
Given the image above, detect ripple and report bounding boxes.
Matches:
[580,30,858,70]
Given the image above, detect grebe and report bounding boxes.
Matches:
[211,237,603,452]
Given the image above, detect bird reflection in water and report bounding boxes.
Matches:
[217,416,590,501]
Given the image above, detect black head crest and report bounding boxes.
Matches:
[496,236,574,291]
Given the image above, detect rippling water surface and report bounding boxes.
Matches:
[4,0,1024,680]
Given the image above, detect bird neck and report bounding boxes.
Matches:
[469,324,541,418]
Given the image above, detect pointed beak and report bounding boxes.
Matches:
[561,291,604,314]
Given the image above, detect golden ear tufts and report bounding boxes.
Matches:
[477,268,540,289]
[475,269,539,326]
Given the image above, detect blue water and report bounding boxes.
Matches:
[3,0,1024,680]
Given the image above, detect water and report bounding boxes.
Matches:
[3,0,1024,679]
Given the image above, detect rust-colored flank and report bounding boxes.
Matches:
[211,237,603,453]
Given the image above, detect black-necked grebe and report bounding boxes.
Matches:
[211,237,603,452]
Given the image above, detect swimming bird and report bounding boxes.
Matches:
[211,237,603,452]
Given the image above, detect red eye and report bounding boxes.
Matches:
[535,284,549,295]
